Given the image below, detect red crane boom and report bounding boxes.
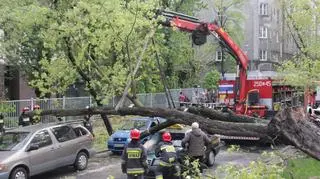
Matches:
[160,10,249,114]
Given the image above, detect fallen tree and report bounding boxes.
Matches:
[25,106,320,160]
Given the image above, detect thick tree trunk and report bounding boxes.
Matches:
[25,106,320,160]
[268,108,320,160]
[185,107,265,123]
[27,107,269,138]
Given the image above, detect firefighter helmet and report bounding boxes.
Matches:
[130,129,141,140]
[162,132,172,142]
[34,104,40,110]
[22,107,30,112]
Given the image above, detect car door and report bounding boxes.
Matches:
[73,126,93,148]
[50,125,78,166]
[26,130,57,175]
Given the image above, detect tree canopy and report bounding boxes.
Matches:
[0,0,208,100]
[203,69,220,90]
[277,0,320,88]
[0,0,248,104]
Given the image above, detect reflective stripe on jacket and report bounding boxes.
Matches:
[121,140,148,175]
[127,168,145,174]
[155,141,177,164]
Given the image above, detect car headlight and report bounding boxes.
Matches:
[0,164,8,172]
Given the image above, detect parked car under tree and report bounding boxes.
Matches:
[107,117,166,153]
[0,123,95,179]
[143,125,222,177]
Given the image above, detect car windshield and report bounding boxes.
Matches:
[119,120,147,130]
[0,132,30,151]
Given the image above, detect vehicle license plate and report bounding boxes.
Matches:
[114,144,124,147]
[23,118,30,122]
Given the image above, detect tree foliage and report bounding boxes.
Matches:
[0,0,247,103]
[0,0,161,101]
[0,0,206,100]
[203,69,220,90]
[277,0,320,88]
[212,0,246,74]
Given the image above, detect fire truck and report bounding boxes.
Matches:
[160,10,305,118]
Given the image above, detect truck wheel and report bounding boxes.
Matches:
[206,151,215,167]
[74,152,88,171]
[10,167,28,179]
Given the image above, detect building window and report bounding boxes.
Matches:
[215,50,222,61]
[276,10,280,24]
[273,54,279,62]
[259,26,268,39]
[260,3,268,15]
[259,50,268,61]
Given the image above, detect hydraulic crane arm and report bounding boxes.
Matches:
[159,10,248,111]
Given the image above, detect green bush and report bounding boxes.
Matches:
[181,156,202,179]
[214,152,285,179]
[227,145,241,153]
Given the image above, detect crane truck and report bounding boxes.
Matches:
[160,10,270,117]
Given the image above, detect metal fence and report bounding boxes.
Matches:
[0,88,202,128]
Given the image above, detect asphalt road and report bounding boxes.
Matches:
[31,145,267,179]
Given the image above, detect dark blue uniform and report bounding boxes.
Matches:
[121,140,148,179]
[155,141,181,179]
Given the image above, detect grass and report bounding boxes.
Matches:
[92,115,137,152]
[282,157,320,179]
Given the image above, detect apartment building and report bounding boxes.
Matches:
[197,0,298,73]
[244,0,297,71]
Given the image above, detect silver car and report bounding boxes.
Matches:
[0,122,95,179]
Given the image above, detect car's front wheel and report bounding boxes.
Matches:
[10,167,28,179]
[74,152,88,171]
[206,151,215,167]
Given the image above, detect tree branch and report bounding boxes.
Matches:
[115,28,156,110]
[64,37,113,135]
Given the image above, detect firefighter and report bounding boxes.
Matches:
[18,107,31,126]
[121,129,148,179]
[155,132,181,179]
[181,122,211,173]
[83,106,94,136]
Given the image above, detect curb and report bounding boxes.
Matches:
[97,149,109,154]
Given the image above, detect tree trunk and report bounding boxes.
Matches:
[64,37,113,135]
[27,107,269,138]
[126,93,144,107]
[185,107,265,123]
[26,106,320,160]
[268,108,320,160]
